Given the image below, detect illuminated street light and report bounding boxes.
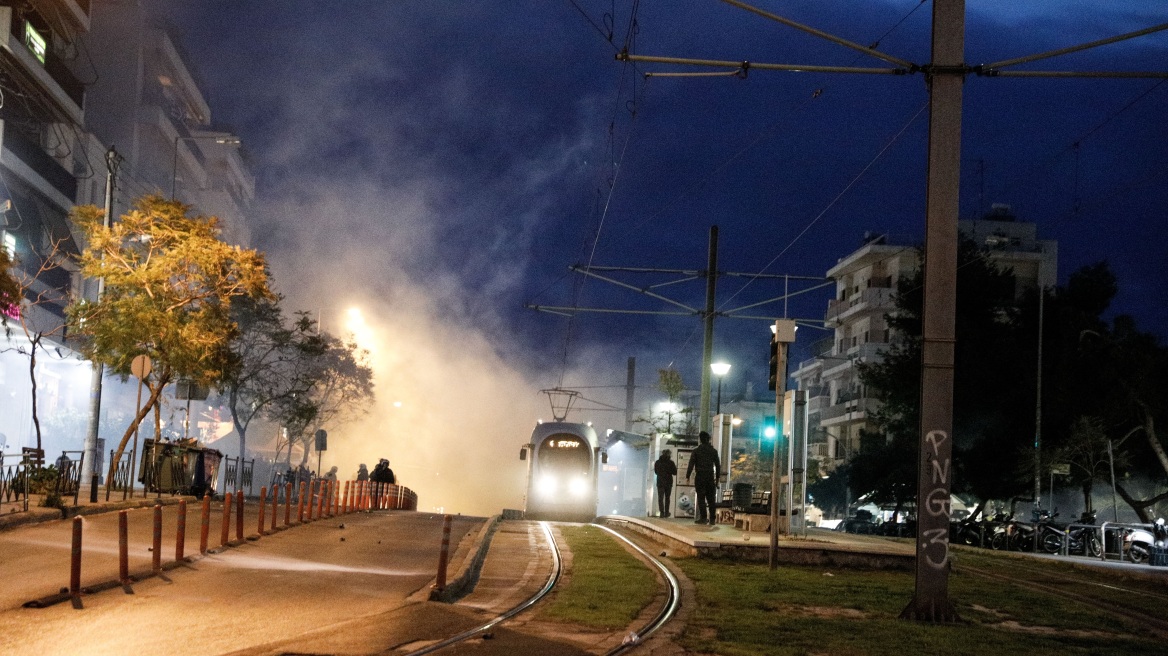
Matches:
[710,361,731,415]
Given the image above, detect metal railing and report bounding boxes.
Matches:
[0,451,32,512]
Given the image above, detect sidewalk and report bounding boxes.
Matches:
[0,486,197,532]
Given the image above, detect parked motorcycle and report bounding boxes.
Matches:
[1125,518,1168,564]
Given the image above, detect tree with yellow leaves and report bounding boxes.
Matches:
[68,196,273,487]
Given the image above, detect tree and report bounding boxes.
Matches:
[857,237,1032,510]
[636,367,694,436]
[221,298,326,459]
[0,232,74,454]
[269,331,373,467]
[0,247,19,324]
[1039,263,1168,521]
[67,196,273,486]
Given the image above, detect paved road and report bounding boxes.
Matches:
[0,509,487,655]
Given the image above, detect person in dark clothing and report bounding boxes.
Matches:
[685,431,721,525]
[371,459,389,509]
[653,449,677,518]
[356,464,369,482]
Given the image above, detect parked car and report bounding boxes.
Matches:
[835,517,879,534]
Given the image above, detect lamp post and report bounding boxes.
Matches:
[171,134,241,199]
[710,362,730,415]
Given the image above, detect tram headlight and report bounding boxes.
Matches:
[568,477,589,497]
[537,475,557,497]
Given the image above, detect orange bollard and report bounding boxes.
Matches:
[176,500,187,562]
[152,504,162,573]
[317,481,326,518]
[118,510,130,585]
[258,487,268,536]
[70,516,82,601]
[200,494,211,554]
[307,481,315,521]
[284,482,292,526]
[271,484,279,531]
[342,481,350,514]
[236,490,245,541]
[221,491,232,546]
[434,514,453,594]
[297,482,307,523]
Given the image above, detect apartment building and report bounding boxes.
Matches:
[0,1,253,458]
[0,0,95,456]
[793,207,1057,473]
[83,0,252,245]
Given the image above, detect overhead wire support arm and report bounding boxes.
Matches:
[979,70,1168,79]
[719,0,917,70]
[616,52,909,76]
[568,265,699,313]
[524,304,697,317]
[721,279,837,314]
[979,21,1168,72]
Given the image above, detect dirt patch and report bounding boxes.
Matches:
[797,606,867,619]
[991,620,1113,638]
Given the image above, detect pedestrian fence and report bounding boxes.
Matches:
[0,451,33,512]
[221,456,256,496]
[25,477,420,609]
[2,449,90,513]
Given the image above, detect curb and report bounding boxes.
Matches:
[428,514,501,603]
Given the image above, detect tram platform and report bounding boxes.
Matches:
[597,514,916,569]
[597,515,1168,584]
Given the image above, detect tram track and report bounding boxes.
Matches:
[956,557,1168,639]
[403,519,681,655]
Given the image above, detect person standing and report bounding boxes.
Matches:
[356,463,369,482]
[653,449,677,518]
[371,459,389,509]
[685,431,721,525]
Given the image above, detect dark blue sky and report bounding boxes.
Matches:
[158,1,1166,413]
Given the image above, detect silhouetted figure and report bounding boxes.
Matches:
[686,431,721,525]
[356,464,369,481]
[371,459,392,509]
[654,449,677,518]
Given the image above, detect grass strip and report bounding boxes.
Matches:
[676,557,1166,656]
[539,525,658,630]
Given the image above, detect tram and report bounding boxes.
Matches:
[520,421,605,521]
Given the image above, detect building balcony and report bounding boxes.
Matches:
[819,397,881,426]
[1,122,78,204]
[0,7,85,118]
[826,287,894,324]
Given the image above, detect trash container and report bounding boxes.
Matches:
[732,483,754,512]
[1150,546,1168,567]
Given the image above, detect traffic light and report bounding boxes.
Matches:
[768,335,779,391]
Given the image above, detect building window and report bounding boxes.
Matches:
[25,21,47,64]
[2,231,15,258]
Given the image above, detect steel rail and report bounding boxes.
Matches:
[594,523,682,655]
[403,521,562,656]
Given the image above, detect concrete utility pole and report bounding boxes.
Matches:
[904,0,963,622]
[625,356,636,432]
[615,0,1166,624]
[769,319,796,570]
[698,226,718,434]
[81,146,122,497]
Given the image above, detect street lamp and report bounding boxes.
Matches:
[710,361,731,415]
[171,134,241,198]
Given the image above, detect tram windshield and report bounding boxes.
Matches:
[538,434,592,475]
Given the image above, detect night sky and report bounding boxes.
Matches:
[149,2,1165,511]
